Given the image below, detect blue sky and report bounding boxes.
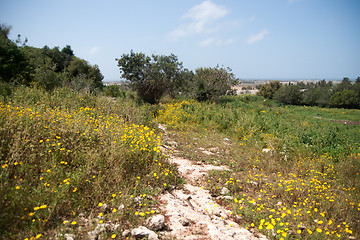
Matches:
[1,0,360,81]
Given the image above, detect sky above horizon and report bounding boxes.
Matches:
[1,0,360,81]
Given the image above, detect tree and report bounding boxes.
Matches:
[116,50,183,104]
[65,57,104,92]
[336,77,352,92]
[330,90,359,109]
[41,45,74,73]
[354,77,360,99]
[0,24,30,84]
[273,85,302,105]
[192,66,238,101]
[257,81,282,99]
[0,24,11,40]
[301,80,332,107]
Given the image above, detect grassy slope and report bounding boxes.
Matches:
[0,87,182,239]
[1,88,359,239]
[155,95,360,239]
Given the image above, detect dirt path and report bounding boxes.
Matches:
[158,125,267,240]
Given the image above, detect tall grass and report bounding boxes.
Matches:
[0,87,182,239]
[155,95,360,239]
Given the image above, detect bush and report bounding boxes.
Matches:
[273,85,302,105]
[257,81,281,99]
[330,90,359,109]
[116,51,183,104]
[103,84,126,98]
[192,66,238,102]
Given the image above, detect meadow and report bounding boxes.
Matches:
[155,95,360,239]
[0,87,182,239]
[0,87,359,239]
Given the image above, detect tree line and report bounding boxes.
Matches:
[1,23,238,104]
[0,24,104,94]
[2,23,358,108]
[257,78,360,109]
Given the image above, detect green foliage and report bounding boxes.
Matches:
[156,96,360,239]
[0,86,181,239]
[257,81,281,99]
[0,24,11,39]
[301,86,332,107]
[116,50,184,104]
[192,66,238,102]
[20,45,104,92]
[336,77,353,92]
[103,84,126,98]
[330,90,359,109]
[273,84,302,105]
[0,35,30,84]
[65,57,104,92]
[0,82,12,101]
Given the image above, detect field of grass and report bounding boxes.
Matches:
[1,87,359,239]
[0,87,182,239]
[155,95,360,239]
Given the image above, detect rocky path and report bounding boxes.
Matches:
[158,125,267,240]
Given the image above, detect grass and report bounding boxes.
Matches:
[155,95,360,239]
[0,87,183,239]
[1,87,359,239]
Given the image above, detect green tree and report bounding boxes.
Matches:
[257,81,282,99]
[336,77,352,92]
[103,84,126,98]
[354,77,360,98]
[330,90,359,109]
[65,57,104,92]
[41,45,74,72]
[173,68,194,97]
[0,24,11,39]
[0,24,30,84]
[116,50,183,104]
[192,66,238,101]
[273,84,302,105]
[301,80,333,107]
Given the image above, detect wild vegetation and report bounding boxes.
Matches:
[155,96,360,239]
[1,23,360,239]
[258,79,360,109]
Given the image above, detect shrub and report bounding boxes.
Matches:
[192,66,238,102]
[273,85,302,105]
[257,81,281,99]
[330,90,359,109]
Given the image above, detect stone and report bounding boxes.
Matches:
[146,214,166,231]
[249,181,258,187]
[118,204,124,211]
[221,187,230,195]
[95,223,110,233]
[64,234,75,240]
[113,224,120,231]
[179,217,191,226]
[87,230,98,240]
[132,226,158,240]
[122,229,131,237]
[56,233,75,240]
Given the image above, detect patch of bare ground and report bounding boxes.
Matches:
[313,116,360,125]
[158,124,267,240]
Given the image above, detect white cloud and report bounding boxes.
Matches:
[167,0,229,41]
[246,29,269,44]
[88,46,100,56]
[198,37,235,47]
[198,37,216,47]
